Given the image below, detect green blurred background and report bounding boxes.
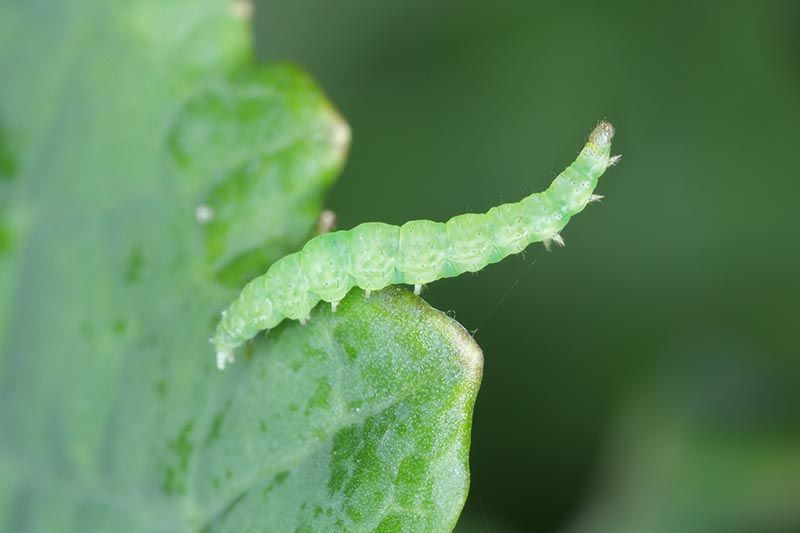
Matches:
[255,1,800,532]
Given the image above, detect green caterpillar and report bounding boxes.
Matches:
[214,121,619,369]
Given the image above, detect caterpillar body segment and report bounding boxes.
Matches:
[214,121,617,369]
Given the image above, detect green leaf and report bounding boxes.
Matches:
[168,65,351,286]
[197,288,482,531]
[0,1,482,532]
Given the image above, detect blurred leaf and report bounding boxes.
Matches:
[168,65,350,285]
[0,1,482,532]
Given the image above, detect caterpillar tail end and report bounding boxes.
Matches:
[216,350,234,371]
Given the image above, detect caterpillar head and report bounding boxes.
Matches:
[588,121,615,148]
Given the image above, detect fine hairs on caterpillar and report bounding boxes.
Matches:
[213,121,619,369]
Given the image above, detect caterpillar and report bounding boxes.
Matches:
[213,121,619,369]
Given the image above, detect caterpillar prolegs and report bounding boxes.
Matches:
[214,122,619,369]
